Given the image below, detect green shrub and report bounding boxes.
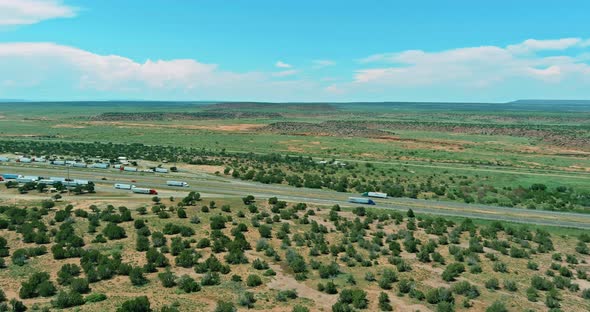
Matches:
[485,301,507,312]
[85,292,107,303]
[246,274,262,287]
[117,296,151,312]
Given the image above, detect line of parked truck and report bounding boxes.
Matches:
[0,173,90,187]
[0,156,171,173]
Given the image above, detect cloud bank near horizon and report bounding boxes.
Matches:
[0,38,589,101]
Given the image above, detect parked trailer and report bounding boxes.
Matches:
[348,197,376,205]
[155,168,168,173]
[23,176,40,181]
[362,192,388,199]
[114,183,135,190]
[50,177,66,182]
[166,181,189,187]
[16,177,36,183]
[17,157,32,163]
[91,163,110,169]
[38,179,57,185]
[73,179,89,185]
[52,160,66,165]
[72,163,87,168]
[2,174,21,180]
[122,167,138,172]
[131,187,158,195]
[0,157,10,162]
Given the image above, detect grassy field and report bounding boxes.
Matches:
[1,101,590,311]
[0,101,589,212]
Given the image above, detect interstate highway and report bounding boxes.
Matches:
[2,162,590,230]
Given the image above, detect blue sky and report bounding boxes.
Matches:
[1,0,589,102]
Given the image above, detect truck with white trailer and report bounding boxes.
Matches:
[91,163,110,169]
[2,174,21,180]
[114,183,135,190]
[166,181,189,187]
[38,179,57,185]
[131,187,158,195]
[16,177,36,184]
[348,197,376,205]
[362,192,388,199]
[155,167,169,173]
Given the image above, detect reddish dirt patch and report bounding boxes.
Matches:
[179,164,226,174]
[84,121,264,132]
[370,136,466,151]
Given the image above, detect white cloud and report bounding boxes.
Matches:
[507,38,582,54]
[354,38,590,88]
[0,42,253,90]
[275,60,292,68]
[272,69,299,77]
[312,59,336,68]
[0,42,329,101]
[0,0,76,26]
[324,84,344,94]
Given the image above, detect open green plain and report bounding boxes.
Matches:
[0,101,589,311]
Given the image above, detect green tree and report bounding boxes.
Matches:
[117,296,151,312]
[129,267,148,286]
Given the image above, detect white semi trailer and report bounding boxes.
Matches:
[166,181,189,187]
[114,183,135,190]
[131,187,158,195]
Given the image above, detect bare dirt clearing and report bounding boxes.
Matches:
[84,121,265,132]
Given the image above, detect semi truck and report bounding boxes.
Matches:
[91,163,110,169]
[114,183,135,190]
[17,157,32,163]
[16,177,36,183]
[362,191,388,199]
[166,181,189,187]
[38,179,57,185]
[155,168,168,173]
[122,167,138,172]
[131,187,158,195]
[2,174,21,180]
[72,163,87,168]
[348,197,376,205]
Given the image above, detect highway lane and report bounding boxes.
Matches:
[3,163,590,229]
